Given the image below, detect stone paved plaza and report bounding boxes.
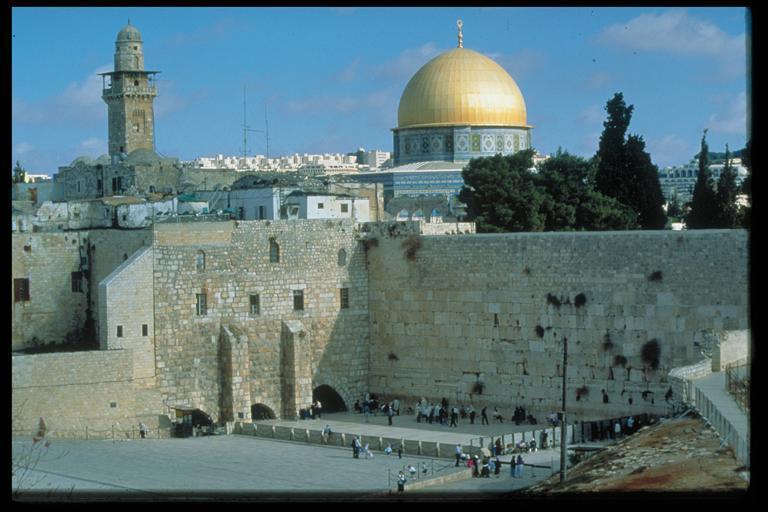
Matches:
[12,411,574,501]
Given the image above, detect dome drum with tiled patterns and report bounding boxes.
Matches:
[392,22,532,166]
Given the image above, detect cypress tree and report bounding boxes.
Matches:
[686,130,718,228]
[714,144,740,228]
[595,93,633,204]
[595,93,666,229]
[625,135,667,229]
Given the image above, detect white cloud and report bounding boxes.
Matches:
[14,142,33,156]
[707,91,748,135]
[373,43,443,82]
[646,134,693,168]
[597,10,746,78]
[79,137,107,154]
[486,48,548,81]
[164,18,241,48]
[583,70,613,91]
[334,58,361,83]
[12,65,110,127]
[285,89,397,116]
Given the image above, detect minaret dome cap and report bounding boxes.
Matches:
[117,22,142,42]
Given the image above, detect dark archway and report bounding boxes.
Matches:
[251,403,276,420]
[313,385,347,412]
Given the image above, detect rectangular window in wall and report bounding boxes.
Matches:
[71,271,83,292]
[249,294,260,316]
[142,324,148,336]
[117,325,123,338]
[196,293,207,316]
[292,289,304,311]
[269,238,280,263]
[14,278,30,302]
[340,203,349,213]
[340,287,349,309]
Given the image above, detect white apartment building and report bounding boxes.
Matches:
[187,152,363,172]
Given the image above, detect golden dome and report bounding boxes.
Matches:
[397,47,528,129]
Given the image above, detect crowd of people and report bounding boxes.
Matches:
[353,395,541,429]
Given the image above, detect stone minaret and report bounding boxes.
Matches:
[99,21,159,159]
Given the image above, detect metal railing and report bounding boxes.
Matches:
[12,425,169,441]
[387,457,456,489]
[725,359,750,415]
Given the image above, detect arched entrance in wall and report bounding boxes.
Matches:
[251,403,277,421]
[173,407,214,437]
[313,385,347,412]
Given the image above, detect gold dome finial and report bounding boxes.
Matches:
[457,19,463,48]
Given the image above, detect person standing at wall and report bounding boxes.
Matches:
[515,454,524,478]
[387,403,394,426]
[139,422,147,439]
[455,443,463,466]
[315,400,322,419]
[481,406,489,425]
[397,471,406,492]
[450,406,459,427]
[469,404,476,424]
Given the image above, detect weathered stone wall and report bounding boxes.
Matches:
[99,246,156,383]
[12,232,90,349]
[151,220,370,422]
[11,350,164,436]
[366,229,748,420]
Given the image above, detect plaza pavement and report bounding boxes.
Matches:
[12,410,582,500]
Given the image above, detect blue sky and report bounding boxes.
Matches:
[12,6,749,175]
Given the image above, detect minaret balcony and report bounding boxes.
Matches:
[102,85,157,98]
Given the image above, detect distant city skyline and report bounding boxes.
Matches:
[12,6,749,174]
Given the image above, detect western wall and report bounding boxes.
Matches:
[12,223,748,434]
[365,228,748,420]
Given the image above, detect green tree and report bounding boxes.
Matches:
[686,130,719,228]
[666,190,682,219]
[624,135,667,229]
[714,144,740,228]
[459,151,545,232]
[536,150,637,230]
[13,161,27,184]
[595,93,634,203]
[594,93,666,229]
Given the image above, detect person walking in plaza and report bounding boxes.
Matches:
[510,454,516,477]
[515,454,524,478]
[397,446,403,459]
[387,403,395,426]
[315,400,322,419]
[455,443,463,467]
[481,406,489,425]
[494,455,501,476]
[139,422,147,439]
[450,406,459,427]
[363,401,370,423]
